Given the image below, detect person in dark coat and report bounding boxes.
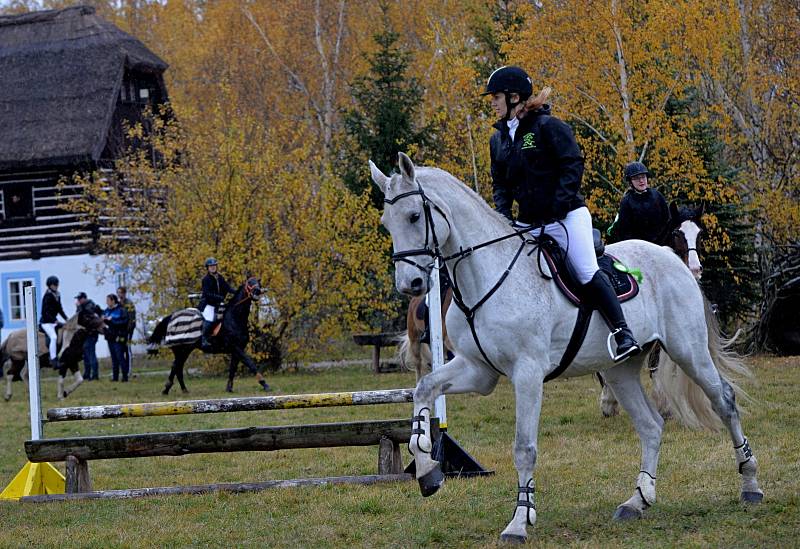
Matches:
[607,162,671,244]
[199,257,234,351]
[484,66,640,362]
[76,292,103,380]
[40,275,68,368]
[117,286,137,375]
[103,294,129,382]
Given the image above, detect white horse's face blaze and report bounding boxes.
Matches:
[679,220,703,280]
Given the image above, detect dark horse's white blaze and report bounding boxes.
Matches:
[372,153,762,542]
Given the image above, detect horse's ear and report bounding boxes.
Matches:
[669,201,680,222]
[398,152,415,182]
[369,160,388,195]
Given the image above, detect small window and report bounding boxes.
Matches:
[8,279,34,321]
[139,88,150,100]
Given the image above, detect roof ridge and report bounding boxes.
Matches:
[0,5,95,28]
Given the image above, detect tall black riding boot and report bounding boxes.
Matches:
[583,271,641,362]
[201,320,214,351]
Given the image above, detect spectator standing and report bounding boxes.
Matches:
[103,294,129,382]
[40,275,68,369]
[117,286,136,375]
[76,292,103,380]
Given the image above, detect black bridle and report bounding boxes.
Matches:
[384,182,540,376]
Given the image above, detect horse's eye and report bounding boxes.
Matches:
[410,212,420,224]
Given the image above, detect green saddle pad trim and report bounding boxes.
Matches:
[612,260,643,283]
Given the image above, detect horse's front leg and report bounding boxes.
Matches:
[500,364,544,543]
[411,355,499,496]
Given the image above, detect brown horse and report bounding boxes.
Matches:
[1,313,106,401]
[398,287,454,381]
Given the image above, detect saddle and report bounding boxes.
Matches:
[536,230,641,382]
[537,230,639,306]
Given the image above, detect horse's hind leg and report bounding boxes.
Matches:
[665,345,763,503]
[175,348,190,393]
[602,358,664,520]
[409,355,499,497]
[162,348,181,395]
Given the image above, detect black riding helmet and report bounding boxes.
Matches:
[46,275,59,287]
[483,66,533,120]
[624,161,650,181]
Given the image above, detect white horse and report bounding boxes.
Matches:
[370,153,762,543]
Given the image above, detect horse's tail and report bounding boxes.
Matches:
[396,331,431,382]
[149,315,172,345]
[654,299,752,431]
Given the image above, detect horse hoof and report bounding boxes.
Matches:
[741,491,763,504]
[162,383,172,396]
[499,533,527,544]
[181,388,190,394]
[4,395,11,402]
[418,466,444,497]
[612,505,642,521]
[260,382,271,392]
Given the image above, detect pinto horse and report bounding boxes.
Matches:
[1,312,106,401]
[372,153,761,542]
[150,277,270,395]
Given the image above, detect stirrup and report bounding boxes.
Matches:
[606,329,641,363]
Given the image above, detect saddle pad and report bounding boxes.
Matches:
[164,308,203,347]
[540,247,639,307]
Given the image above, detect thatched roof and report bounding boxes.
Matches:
[0,5,168,172]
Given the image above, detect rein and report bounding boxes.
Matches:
[385,182,540,376]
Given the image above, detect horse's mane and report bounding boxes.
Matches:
[405,167,512,232]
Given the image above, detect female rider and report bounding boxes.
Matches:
[607,161,671,245]
[484,66,640,362]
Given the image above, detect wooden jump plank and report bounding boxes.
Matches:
[46,388,415,422]
[26,419,411,462]
[20,473,414,502]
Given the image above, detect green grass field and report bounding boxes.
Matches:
[0,354,798,548]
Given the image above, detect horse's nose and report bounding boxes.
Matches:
[691,265,703,280]
[410,277,425,293]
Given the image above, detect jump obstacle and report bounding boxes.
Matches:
[5,273,490,502]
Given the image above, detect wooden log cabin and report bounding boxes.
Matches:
[0,5,166,338]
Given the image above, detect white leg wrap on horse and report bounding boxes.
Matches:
[410,406,437,477]
[735,438,761,493]
[636,471,657,507]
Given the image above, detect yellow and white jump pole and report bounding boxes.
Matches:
[0,285,65,500]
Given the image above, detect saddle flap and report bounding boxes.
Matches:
[212,323,222,337]
[538,240,639,307]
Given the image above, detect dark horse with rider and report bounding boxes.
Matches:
[149,258,271,395]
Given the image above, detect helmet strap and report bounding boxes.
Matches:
[504,94,521,121]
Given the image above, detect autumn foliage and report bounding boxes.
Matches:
[8,0,796,354]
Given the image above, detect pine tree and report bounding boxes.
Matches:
[337,9,436,210]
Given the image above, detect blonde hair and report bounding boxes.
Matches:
[523,87,552,112]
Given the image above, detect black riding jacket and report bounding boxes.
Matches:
[40,289,67,324]
[490,105,586,225]
[609,188,671,245]
[200,273,233,309]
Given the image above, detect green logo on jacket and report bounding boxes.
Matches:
[521,132,536,150]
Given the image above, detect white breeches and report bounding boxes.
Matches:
[524,206,599,285]
[41,322,58,359]
[202,305,215,322]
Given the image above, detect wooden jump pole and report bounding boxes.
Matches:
[46,388,415,422]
